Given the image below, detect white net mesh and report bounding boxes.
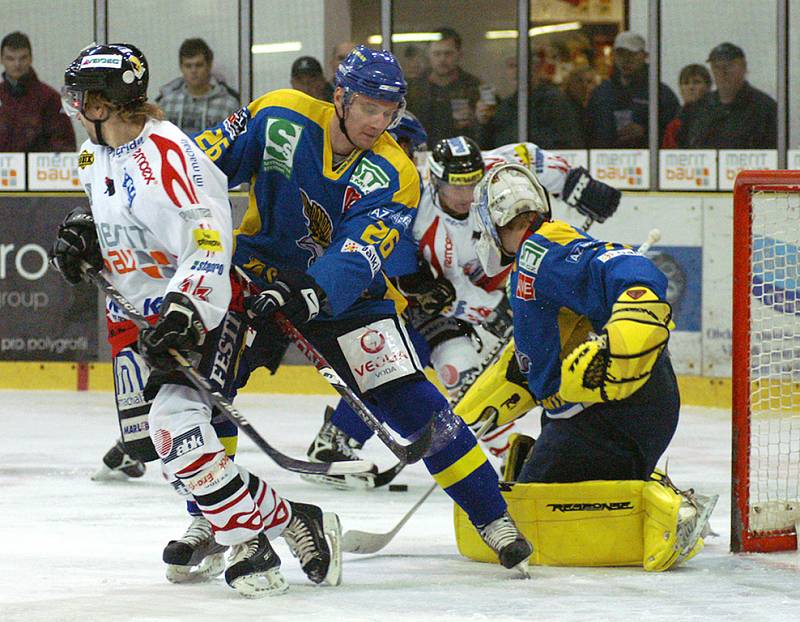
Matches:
[748,189,800,534]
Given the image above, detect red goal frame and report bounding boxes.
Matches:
[731,169,800,553]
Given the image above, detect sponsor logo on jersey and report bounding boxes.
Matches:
[547,502,634,513]
[104,176,115,196]
[350,158,391,195]
[177,207,212,222]
[359,328,385,354]
[80,54,122,69]
[223,107,249,140]
[388,212,412,229]
[193,227,223,253]
[78,150,94,169]
[597,248,638,263]
[161,426,205,463]
[190,259,225,275]
[341,237,381,277]
[122,171,136,208]
[263,118,303,178]
[566,240,593,264]
[132,148,155,184]
[110,136,145,158]
[179,138,205,187]
[151,134,199,206]
[342,186,362,213]
[178,274,212,301]
[369,207,391,220]
[515,272,536,300]
[210,313,242,387]
[297,189,332,265]
[519,239,547,274]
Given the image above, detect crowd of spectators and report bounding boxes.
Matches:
[0,27,780,154]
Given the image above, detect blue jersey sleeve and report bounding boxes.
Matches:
[307,154,420,316]
[520,297,564,401]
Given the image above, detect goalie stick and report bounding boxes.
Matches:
[342,227,663,552]
[83,266,374,477]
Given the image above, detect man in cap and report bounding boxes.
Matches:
[290,55,333,101]
[586,31,679,148]
[676,42,777,148]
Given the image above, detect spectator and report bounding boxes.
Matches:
[586,31,679,148]
[0,31,75,152]
[290,56,332,101]
[676,43,777,149]
[562,65,598,147]
[327,40,356,96]
[406,27,480,145]
[661,64,712,148]
[401,45,428,81]
[475,56,583,149]
[155,38,239,135]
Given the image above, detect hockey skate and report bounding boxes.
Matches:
[91,439,146,481]
[674,489,719,566]
[301,406,377,490]
[478,512,533,578]
[282,501,342,586]
[225,531,289,598]
[163,516,228,583]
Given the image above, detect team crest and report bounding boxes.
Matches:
[296,189,332,266]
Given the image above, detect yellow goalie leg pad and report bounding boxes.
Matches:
[560,287,672,403]
[454,339,534,427]
[454,478,702,570]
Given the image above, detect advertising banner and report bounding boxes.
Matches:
[0,153,25,191]
[718,150,778,190]
[658,149,716,190]
[0,196,98,360]
[589,149,649,190]
[27,152,82,191]
[551,149,589,170]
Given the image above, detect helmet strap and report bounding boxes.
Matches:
[335,90,358,151]
[93,120,109,147]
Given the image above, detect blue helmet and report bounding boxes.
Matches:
[388,111,428,151]
[334,45,407,104]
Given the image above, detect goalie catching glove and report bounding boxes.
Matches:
[560,286,672,403]
[138,292,206,370]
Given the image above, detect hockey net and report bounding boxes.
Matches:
[732,170,800,552]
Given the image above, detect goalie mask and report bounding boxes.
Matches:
[473,163,551,276]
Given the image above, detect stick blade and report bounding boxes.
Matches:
[401,418,434,464]
[325,459,376,476]
[341,529,390,554]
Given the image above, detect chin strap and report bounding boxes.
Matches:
[335,96,358,151]
[93,120,108,147]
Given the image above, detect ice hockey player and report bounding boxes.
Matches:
[194,45,533,575]
[306,135,621,486]
[51,43,341,597]
[452,162,715,570]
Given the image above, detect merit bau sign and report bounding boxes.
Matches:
[589,150,649,190]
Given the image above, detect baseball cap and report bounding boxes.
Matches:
[291,56,323,78]
[707,42,745,63]
[613,31,646,53]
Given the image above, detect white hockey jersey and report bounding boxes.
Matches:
[77,118,233,333]
[413,142,572,325]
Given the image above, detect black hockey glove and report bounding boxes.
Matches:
[394,265,456,316]
[138,292,206,370]
[562,167,621,224]
[483,295,513,339]
[49,205,103,285]
[245,271,327,326]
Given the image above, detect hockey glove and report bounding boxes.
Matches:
[483,295,513,339]
[562,167,621,224]
[394,267,456,316]
[49,205,103,284]
[560,286,672,403]
[138,292,206,370]
[245,271,327,326]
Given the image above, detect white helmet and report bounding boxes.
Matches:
[472,163,550,276]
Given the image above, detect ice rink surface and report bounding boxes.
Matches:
[2,390,799,622]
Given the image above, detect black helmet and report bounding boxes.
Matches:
[427,136,485,186]
[63,43,149,114]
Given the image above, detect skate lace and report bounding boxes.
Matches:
[284,516,318,566]
[181,516,214,547]
[229,536,260,565]
[319,422,360,461]
[479,515,518,552]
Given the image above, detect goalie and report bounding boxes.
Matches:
[452,163,716,571]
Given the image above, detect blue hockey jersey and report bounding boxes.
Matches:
[194,89,420,317]
[509,220,668,417]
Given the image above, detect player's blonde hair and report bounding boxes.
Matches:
[85,91,165,124]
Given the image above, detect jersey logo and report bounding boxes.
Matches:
[78,150,94,169]
[516,272,536,300]
[519,239,547,274]
[342,186,362,213]
[151,134,199,207]
[296,189,332,265]
[193,226,223,254]
[263,118,303,179]
[350,158,390,195]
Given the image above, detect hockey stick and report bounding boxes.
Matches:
[272,313,433,465]
[83,266,374,477]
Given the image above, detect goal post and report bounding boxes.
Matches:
[731,170,800,553]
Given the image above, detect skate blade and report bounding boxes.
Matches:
[676,493,719,565]
[300,473,375,491]
[166,552,226,584]
[230,567,290,598]
[91,465,131,482]
[512,560,531,579]
[322,512,343,587]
